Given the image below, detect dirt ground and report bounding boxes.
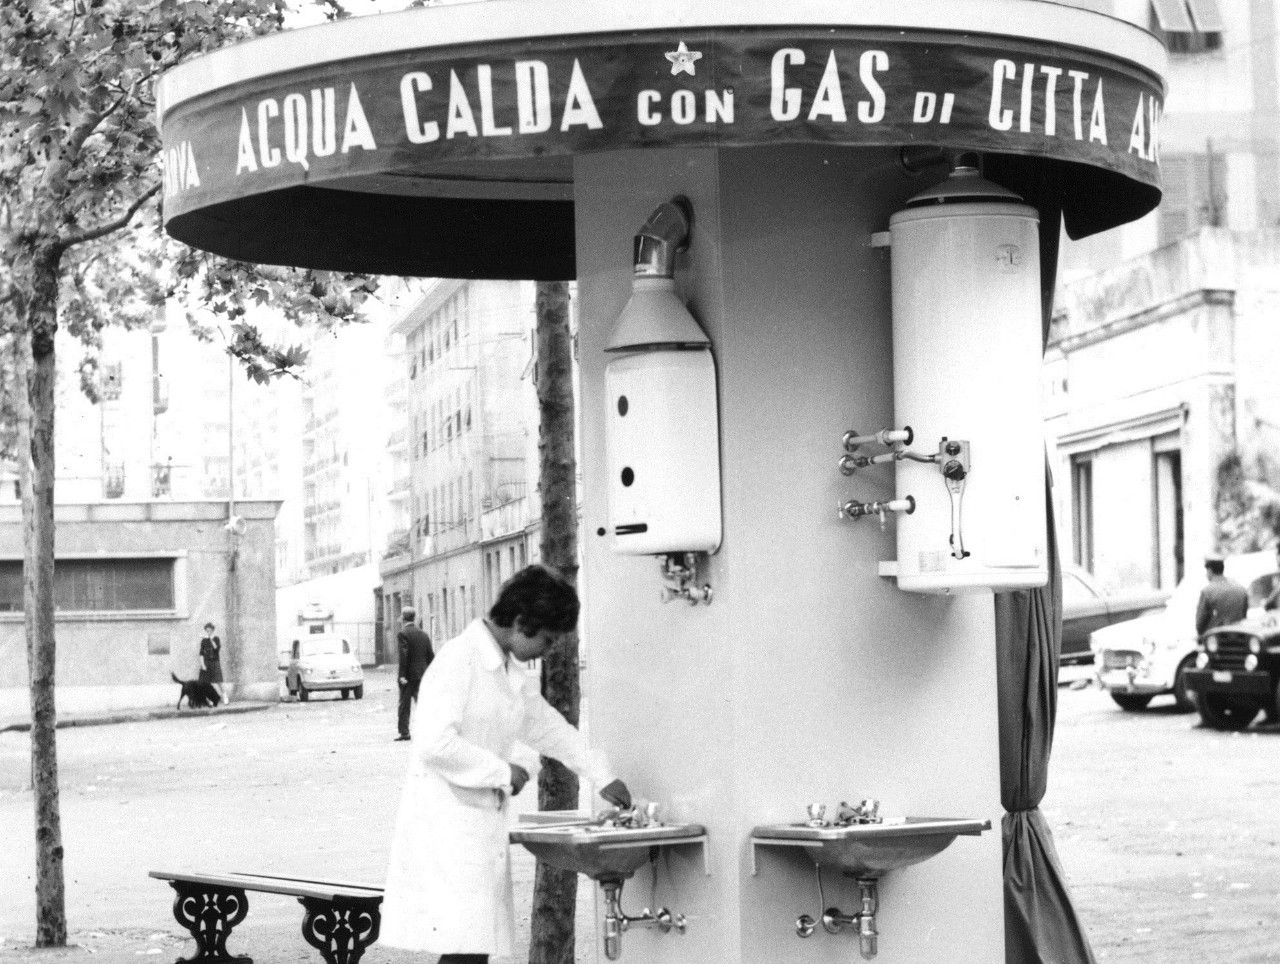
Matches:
[1,668,1277,963]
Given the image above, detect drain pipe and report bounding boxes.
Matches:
[600,879,687,960]
[798,876,880,959]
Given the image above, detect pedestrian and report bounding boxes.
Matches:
[198,622,226,703]
[395,606,434,741]
[1195,555,1249,636]
[379,565,632,964]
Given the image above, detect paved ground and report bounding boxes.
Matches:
[2,667,1278,963]
[0,668,595,964]
[1044,677,1280,963]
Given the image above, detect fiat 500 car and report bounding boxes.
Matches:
[1091,550,1276,712]
[284,633,364,701]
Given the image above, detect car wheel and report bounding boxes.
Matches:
[353,685,364,699]
[1196,694,1257,730]
[1111,693,1153,711]
[298,680,309,702]
[1171,656,1197,713]
[341,688,350,700]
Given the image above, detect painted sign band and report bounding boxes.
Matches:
[160,27,1163,217]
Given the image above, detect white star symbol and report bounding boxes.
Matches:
[665,41,702,77]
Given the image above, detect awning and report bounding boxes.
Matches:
[157,2,1167,279]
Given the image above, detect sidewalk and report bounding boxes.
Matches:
[0,701,273,734]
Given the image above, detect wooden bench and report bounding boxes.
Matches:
[149,870,383,964]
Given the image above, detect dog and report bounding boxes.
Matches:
[172,672,222,710]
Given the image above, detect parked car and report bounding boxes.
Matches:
[1091,550,1276,713]
[1184,565,1280,730]
[1061,566,1169,665]
[284,633,364,701]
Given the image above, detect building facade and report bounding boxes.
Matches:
[379,280,547,642]
[0,499,281,721]
[1060,0,1278,281]
[1048,0,1280,591]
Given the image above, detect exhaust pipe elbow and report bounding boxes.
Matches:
[633,197,692,278]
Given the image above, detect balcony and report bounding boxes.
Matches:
[303,499,342,520]
[103,462,125,499]
[151,462,172,498]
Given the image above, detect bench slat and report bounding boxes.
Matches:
[150,870,381,903]
[229,871,383,894]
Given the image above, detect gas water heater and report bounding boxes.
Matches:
[604,198,723,558]
[884,163,1048,593]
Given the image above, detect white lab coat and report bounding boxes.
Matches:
[380,618,614,956]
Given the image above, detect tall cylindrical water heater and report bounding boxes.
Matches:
[887,166,1048,593]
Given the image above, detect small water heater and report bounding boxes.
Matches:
[886,163,1048,593]
[604,198,722,557]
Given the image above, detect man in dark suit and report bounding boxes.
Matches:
[1195,555,1248,637]
[396,607,434,741]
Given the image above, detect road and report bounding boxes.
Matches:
[1,670,1278,963]
[1044,680,1280,962]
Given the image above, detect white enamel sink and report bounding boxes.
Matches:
[750,817,990,878]
[510,823,706,882]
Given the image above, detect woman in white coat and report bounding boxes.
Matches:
[380,565,631,964]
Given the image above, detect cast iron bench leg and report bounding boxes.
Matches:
[299,897,382,964]
[168,882,253,964]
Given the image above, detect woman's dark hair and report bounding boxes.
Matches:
[488,565,579,635]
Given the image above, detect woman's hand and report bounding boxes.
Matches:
[599,779,631,809]
[509,763,530,796]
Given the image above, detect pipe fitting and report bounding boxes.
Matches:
[633,197,692,278]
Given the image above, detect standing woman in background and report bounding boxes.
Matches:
[199,621,226,703]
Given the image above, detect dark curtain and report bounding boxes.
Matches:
[991,162,1098,964]
[995,499,1097,964]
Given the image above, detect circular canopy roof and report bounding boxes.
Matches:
[156,0,1167,280]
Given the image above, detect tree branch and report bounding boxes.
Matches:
[59,182,161,251]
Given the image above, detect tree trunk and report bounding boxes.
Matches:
[22,245,67,947]
[530,280,580,964]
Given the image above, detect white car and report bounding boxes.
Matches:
[284,633,364,701]
[1090,550,1277,712]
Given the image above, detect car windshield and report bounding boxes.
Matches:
[1062,570,1101,606]
[302,637,348,657]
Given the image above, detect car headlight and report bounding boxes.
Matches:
[1206,636,1219,653]
[1196,652,1210,669]
[1249,636,1262,654]
[1140,637,1157,657]
[1244,654,1258,671]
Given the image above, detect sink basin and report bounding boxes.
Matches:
[510,823,707,882]
[750,817,990,878]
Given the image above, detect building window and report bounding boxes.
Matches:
[0,558,175,612]
[104,461,126,499]
[100,362,123,401]
[1150,0,1223,53]
[1157,151,1226,246]
[151,461,172,498]
[1071,455,1095,573]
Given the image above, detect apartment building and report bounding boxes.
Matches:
[1047,0,1280,593]
[379,280,546,643]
